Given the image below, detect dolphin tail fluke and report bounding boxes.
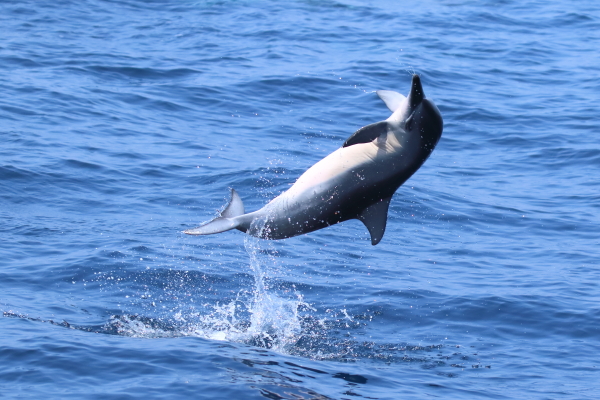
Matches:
[184,189,247,236]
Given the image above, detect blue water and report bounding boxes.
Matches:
[2,0,599,398]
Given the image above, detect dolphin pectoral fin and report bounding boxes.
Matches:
[357,197,392,245]
[343,121,389,148]
[184,188,247,235]
[376,90,406,113]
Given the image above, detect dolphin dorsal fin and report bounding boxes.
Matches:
[357,197,392,245]
[343,121,389,148]
[376,90,406,113]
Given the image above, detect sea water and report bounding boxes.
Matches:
[1,0,600,398]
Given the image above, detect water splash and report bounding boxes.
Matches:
[229,232,307,350]
[188,215,312,351]
[104,220,311,353]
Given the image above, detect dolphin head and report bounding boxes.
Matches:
[407,74,425,109]
[402,74,443,153]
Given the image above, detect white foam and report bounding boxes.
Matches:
[108,221,310,353]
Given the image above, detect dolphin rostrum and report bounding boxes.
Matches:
[185,75,443,245]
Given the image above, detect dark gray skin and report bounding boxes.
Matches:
[185,75,443,245]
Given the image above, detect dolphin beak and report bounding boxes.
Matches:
[407,74,425,108]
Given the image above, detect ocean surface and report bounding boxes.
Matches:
[1,0,599,398]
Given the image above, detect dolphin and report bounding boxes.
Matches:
[185,74,443,245]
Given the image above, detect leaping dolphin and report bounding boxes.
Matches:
[185,74,443,245]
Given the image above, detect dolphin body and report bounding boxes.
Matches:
[185,75,443,245]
